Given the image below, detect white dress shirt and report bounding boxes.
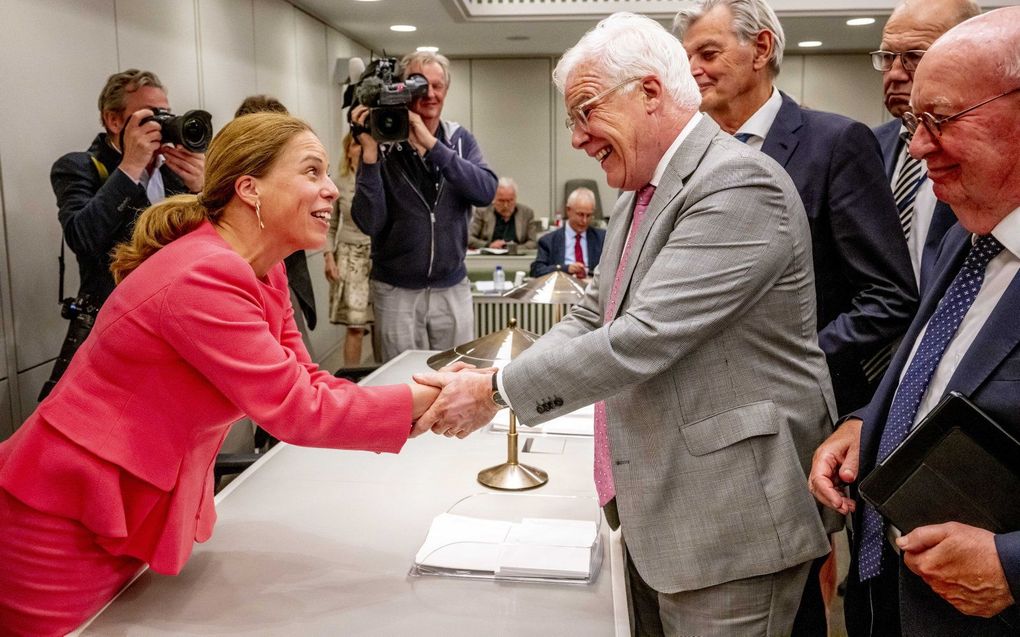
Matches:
[890,125,938,287]
[898,206,1020,428]
[733,87,783,150]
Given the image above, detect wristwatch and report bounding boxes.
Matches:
[491,373,509,409]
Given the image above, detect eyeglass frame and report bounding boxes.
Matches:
[869,49,926,73]
[902,86,1020,138]
[565,77,644,132]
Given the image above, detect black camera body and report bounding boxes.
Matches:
[140,108,213,153]
[348,58,429,143]
[59,295,100,323]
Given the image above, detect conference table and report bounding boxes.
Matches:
[79,351,627,636]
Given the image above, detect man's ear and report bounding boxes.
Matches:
[103,109,126,136]
[640,76,664,113]
[235,175,260,207]
[752,30,775,73]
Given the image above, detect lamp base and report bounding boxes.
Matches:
[477,462,548,491]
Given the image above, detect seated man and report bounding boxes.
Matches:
[531,187,605,279]
[468,177,538,249]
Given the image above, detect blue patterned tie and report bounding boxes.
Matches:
[734,132,753,144]
[858,233,1006,580]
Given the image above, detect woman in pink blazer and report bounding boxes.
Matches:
[0,113,441,636]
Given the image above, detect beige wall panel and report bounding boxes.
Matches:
[0,0,118,370]
[114,0,201,110]
[775,55,805,104]
[295,11,330,137]
[470,59,552,218]
[198,0,258,133]
[802,54,886,126]
[254,0,299,109]
[16,365,51,423]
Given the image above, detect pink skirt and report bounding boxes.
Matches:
[0,488,145,636]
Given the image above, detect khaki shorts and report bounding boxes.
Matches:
[329,242,373,327]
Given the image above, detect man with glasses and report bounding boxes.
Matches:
[529,186,604,278]
[872,0,981,294]
[415,13,834,634]
[811,7,1020,634]
[675,0,918,421]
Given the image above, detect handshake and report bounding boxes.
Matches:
[406,363,503,439]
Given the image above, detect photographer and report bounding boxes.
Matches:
[351,52,497,361]
[40,69,205,400]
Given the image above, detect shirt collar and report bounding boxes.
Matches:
[988,206,1020,259]
[650,111,704,188]
[734,87,782,144]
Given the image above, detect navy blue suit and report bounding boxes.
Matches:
[873,119,958,295]
[847,224,1020,635]
[530,226,605,278]
[761,93,918,415]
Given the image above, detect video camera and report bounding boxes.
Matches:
[139,108,213,153]
[346,57,429,143]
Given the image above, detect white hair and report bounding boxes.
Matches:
[566,187,596,209]
[673,0,786,77]
[496,177,517,192]
[553,12,701,111]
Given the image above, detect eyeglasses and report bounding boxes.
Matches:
[565,77,643,132]
[869,50,926,73]
[902,86,1020,138]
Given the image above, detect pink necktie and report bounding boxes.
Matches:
[594,184,656,506]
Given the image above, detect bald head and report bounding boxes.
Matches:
[879,0,981,117]
[907,6,1020,230]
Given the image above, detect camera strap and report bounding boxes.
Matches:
[58,154,109,303]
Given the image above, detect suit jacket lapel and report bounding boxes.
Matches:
[759,92,802,168]
[874,119,902,181]
[604,116,720,321]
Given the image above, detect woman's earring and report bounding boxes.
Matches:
[255,199,265,230]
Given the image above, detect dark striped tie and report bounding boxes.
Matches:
[893,132,924,239]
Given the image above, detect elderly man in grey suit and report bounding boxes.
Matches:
[467,177,539,249]
[414,13,835,635]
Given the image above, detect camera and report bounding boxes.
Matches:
[140,108,214,153]
[346,58,429,143]
[60,295,99,323]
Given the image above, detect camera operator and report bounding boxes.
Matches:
[351,52,497,361]
[40,69,205,400]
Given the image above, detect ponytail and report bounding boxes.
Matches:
[110,195,215,283]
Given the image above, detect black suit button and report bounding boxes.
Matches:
[553,397,563,407]
[537,404,546,414]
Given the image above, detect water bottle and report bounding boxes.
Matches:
[493,265,505,293]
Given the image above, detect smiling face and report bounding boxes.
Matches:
[407,61,447,124]
[565,63,659,191]
[907,47,1020,230]
[681,5,760,117]
[256,131,339,251]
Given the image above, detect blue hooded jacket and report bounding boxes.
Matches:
[351,121,497,289]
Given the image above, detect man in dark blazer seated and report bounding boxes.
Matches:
[871,0,979,295]
[530,186,605,278]
[811,9,1020,634]
[676,0,918,418]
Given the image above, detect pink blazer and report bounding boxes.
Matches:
[0,221,412,573]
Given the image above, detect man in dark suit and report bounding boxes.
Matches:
[871,0,980,295]
[811,9,1020,634]
[530,186,605,278]
[41,69,205,400]
[675,1,919,633]
[675,0,917,418]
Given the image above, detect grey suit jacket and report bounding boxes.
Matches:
[503,117,835,593]
[467,204,539,249]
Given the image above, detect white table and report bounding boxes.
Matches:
[80,351,627,636]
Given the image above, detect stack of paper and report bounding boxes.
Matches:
[414,513,598,580]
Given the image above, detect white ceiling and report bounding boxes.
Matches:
[292,0,1016,59]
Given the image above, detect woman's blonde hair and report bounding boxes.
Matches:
[339,132,359,177]
[111,112,313,283]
